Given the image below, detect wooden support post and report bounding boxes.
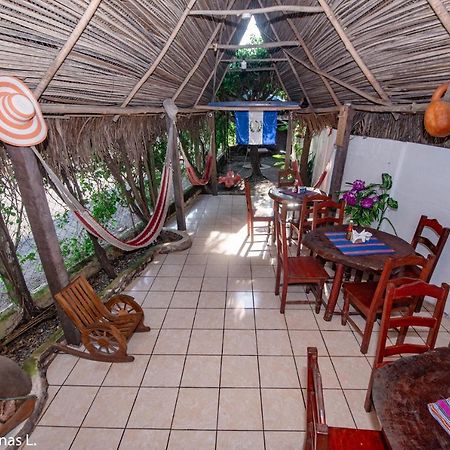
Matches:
[329,105,355,199]
[5,145,80,345]
[208,112,218,195]
[284,113,293,169]
[163,100,186,231]
[300,128,312,185]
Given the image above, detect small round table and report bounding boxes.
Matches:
[268,186,322,207]
[302,225,415,320]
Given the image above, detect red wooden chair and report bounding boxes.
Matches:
[289,194,331,255]
[404,215,449,311]
[311,199,345,230]
[275,203,329,314]
[342,254,434,354]
[305,347,388,450]
[244,178,273,241]
[364,278,449,411]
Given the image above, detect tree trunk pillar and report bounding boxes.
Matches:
[329,104,355,199]
[163,99,186,231]
[5,145,80,345]
[284,113,294,169]
[300,128,312,185]
[207,112,218,195]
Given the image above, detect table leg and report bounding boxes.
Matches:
[324,263,344,321]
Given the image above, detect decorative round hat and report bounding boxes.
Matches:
[0,76,47,146]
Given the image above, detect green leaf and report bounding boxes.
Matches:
[387,198,398,209]
[381,173,392,190]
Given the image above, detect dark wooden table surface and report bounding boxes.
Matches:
[302,225,415,320]
[268,186,322,207]
[372,347,450,450]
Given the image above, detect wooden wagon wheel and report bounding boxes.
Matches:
[82,324,133,362]
[108,300,137,316]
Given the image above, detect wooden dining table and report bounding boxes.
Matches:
[372,347,450,449]
[302,225,416,321]
[268,186,322,207]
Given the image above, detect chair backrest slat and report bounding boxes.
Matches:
[373,278,449,368]
[54,275,110,330]
[244,179,253,215]
[275,203,289,269]
[411,215,450,278]
[311,199,345,230]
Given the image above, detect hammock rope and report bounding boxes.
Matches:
[178,137,213,186]
[31,145,173,252]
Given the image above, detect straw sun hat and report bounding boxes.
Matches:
[0,76,47,147]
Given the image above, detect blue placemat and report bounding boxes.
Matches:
[325,231,395,256]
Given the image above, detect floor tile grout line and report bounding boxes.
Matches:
[251,260,267,450]
[164,237,205,450]
[114,287,175,449]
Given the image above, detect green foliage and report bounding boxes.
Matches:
[340,173,399,233]
[217,36,286,101]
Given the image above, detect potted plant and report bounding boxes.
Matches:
[340,173,399,233]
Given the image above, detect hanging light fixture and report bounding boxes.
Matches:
[241,12,251,19]
[240,60,247,70]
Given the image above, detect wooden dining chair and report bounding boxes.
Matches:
[364,278,449,411]
[404,215,450,311]
[289,194,331,255]
[341,254,434,354]
[244,178,273,241]
[305,347,388,450]
[275,203,329,314]
[311,199,345,230]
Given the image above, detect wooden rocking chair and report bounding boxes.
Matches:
[53,275,150,363]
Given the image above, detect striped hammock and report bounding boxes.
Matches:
[31,145,173,252]
[178,139,213,186]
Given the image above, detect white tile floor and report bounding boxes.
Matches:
[30,194,450,450]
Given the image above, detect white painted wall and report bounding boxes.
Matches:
[311,129,450,314]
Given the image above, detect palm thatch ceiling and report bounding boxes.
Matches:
[1,0,450,115]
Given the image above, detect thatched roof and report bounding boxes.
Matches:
[1,1,450,115]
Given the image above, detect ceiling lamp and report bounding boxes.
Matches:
[241,12,251,19]
[240,60,247,70]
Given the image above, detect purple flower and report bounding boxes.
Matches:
[352,179,366,192]
[343,191,357,206]
[372,195,379,203]
[361,197,374,209]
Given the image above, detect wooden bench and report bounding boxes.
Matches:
[54,275,150,363]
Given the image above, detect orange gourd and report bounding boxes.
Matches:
[424,83,450,137]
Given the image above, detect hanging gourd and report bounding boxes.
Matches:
[424,83,450,137]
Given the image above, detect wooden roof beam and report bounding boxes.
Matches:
[273,0,341,107]
[285,50,390,106]
[117,0,197,109]
[317,0,390,103]
[212,41,299,50]
[190,6,323,16]
[172,0,237,101]
[427,0,450,35]
[33,0,103,100]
